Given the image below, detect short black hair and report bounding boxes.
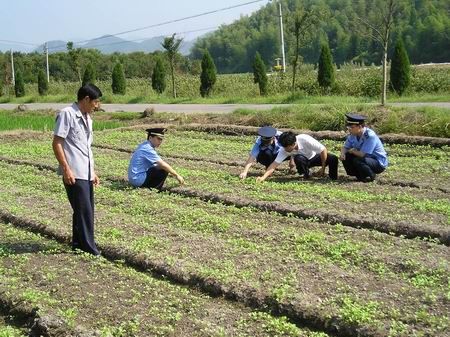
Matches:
[279,131,296,147]
[77,84,102,101]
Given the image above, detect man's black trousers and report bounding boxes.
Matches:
[294,153,338,180]
[142,166,169,191]
[342,153,385,181]
[257,148,278,168]
[64,179,100,255]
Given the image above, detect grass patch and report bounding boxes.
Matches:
[0,110,129,132]
[224,104,450,138]
[2,92,449,105]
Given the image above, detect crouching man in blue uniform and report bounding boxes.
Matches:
[128,128,184,191]
[340,113,388,182]
[239,126,294,179]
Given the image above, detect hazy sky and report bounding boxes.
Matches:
[1,0,268,49]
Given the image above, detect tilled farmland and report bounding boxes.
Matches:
[0,125,448,337]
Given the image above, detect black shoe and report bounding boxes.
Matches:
[362,175,375,183]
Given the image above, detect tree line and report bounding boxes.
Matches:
[1,0,447,86]
[0,48,198,85]
[7,37,414,104]
[191,0,450,73]
[0,0,444,104]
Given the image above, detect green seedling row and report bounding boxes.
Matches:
[0,139,448,240]
[0,162,448,336]
[92,149,450,233]
[1,129,448,190]
[0,221,328,337]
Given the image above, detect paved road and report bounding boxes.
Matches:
[0,102,449,113]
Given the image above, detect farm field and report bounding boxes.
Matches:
[1,128,448,242]
[0,123,449,336]
[0,222,326,337]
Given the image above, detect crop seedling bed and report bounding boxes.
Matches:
[2,128,448,190]
[0,162,448,336]
[0,138,448,243]
[0,221,330,337]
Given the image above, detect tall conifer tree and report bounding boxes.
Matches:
[37,70,48,96]
[82,64,96,86]
[317,42,335,90]
[253,52,268,96]
[152,58,166,94]
[200,50,217,97]
[14,71,25,97]
[389,39,411,95]
[112,63,126,95]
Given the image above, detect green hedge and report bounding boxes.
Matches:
[2,65,449,99]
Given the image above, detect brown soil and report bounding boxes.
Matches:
[0,221,329,337]
[139,123,450,147]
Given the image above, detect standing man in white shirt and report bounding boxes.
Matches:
[52,84,102,256]
[256,131,338,182]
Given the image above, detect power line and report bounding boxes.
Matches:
[0,39,39,47]
[48,26,218,52]
[47,0,266,51]
[87,0,265,39]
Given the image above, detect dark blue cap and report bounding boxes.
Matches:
[345,113,366,125]
[146,127,167,138]
[258,126,277,138]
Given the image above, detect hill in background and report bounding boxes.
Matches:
[191,0,450,73]
[31,35,195,55]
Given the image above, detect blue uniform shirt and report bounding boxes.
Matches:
[344,127,388,168]
[250,131,282,158]
[128,141,162,187]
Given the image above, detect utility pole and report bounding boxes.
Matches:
[45,42,50,82]
[270,0,286,72]
[10,50,15,86]
[277,1,286,72]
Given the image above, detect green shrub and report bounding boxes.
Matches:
[82,63,96,86]
[318,42,335,90]
[390,39,411,95]
[37,70,48,96]
[151,58,166,94]
[200,50,217,97]
[253,52,268,96]
[14,71,25,97]
[111,63,126,95]
[5,64,448,100]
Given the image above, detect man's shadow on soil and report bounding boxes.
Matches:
[0,242,64,255]
[105,178,132,191]
[245,172,355,185]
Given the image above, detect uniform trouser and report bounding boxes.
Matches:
[257,148,278,168]
[64,179,100,255]
[294,153,339,180]
[342,153,385,181]
[142,166,169,191]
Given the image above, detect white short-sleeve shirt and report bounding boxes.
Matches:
[53,103,95,181]
[275,134,325,163]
